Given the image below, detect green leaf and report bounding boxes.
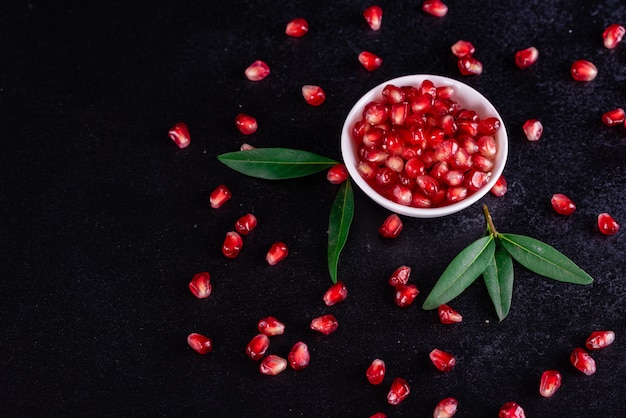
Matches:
[422,235,496,310]
[499,233,594,285]
[217,148,338,180]
[483,240,514,321]
[327,180,354,283]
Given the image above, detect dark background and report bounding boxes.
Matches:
[1,1,625,416]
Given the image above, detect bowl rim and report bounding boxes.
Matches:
[341,74,508,218]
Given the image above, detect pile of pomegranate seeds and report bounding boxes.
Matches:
[363,5,383,31]
[285,17,309,37]
[244,60,270,81]
[168,122,191,149]
[571,59,597,81]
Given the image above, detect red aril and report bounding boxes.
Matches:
[387,377,410,405]
[394,284,419,307]
[363,5,383,31]
[302,85,326,106]
[458,56,483,75]
[586,330,616,350]
[499,402,526,418]
[257,316,285,336]
[234,113,257,135]
[438,304,463,324]
[210,184,232,209]
[602,108,625,126]
[323,281,348,306]
[235,213,257,235]
[451,40,475,58]
[391,184,412,205]
[571,60,597,81]
[266,241,289,265]
[168,122,191,149]
[433,397,458,418]
[366,358,386,385]
[370,414,386,418]
[358,51,383,71]
[490,175,508,197]
[388,265,411,287]
[478,117,501,135]
[285,18,308,37]
[514,47,539,69]
[602,23,625,49]
[260,355,288,375]
[551,193,576,215]
[466,170,490,191]
[429,348,456,372]
[245,60,270,81]
[310,314,338,335]
[379,214,403,238]
[445,186,467,203]
[422,0,448,17]
[187,333,213,354]
[288,341,310,370]
[539,370,562,398]
[477,135,497,158]
[570,347,596,375]
[240,143,255,151]
[222,231,243,258]
[189,272,212,299]
[598,213,620,235]
[327,163,349,184]
[522,119,543,141]
[246,334,270,361]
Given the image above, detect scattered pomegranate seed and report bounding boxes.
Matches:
[570,347,596,375]
[422,0,448,17]
[490,175,508,197]
[235,113,258,135]
[363,5,383,31]
[598,213,620,235]
[246,334,270,361]
[387,377,410,405]
[288,341,310,370]
[601,108,625,127]
[327,163,349,184]
[235,213,257,235]
[571,59,597,81]
[522,119,543,141]
[429,348,456,372]
[187,332,213,354]
[451,40,475,58]
[210,184,232,209]
[168,122,191,149]
[433,397,458,418]
[310,314,339,335]
[370,414,386,418]
[602,23,625,49]
[551,193,576,215]
[323,281,348,306]
[257,316,285,336]
[438,304,463,324]
[285,17,309,37]
[379,214,403,238]
[388,265,411,287]
[301,85,326,106]
[266,241,289,265]
[259,354,288,376]
[457,56,483,75]
[539,370,562,398]
[244,60,270,81]
[394,284,419,307]
[240,143,256,151]
[222,231,243,258]
[514,47,539,69]
[498,401,526,418]
[586,330,616,350]
[358,51,383,71]
[189,271,212,299]
[366,358,386,385]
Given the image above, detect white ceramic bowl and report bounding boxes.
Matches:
[341,74,508,218]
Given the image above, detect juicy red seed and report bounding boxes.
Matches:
[490,175,508,197]
[382,84,406,104]
[358,51,383,71]
[363,5,383,31]
[327,163,349,184]
[539,370,562,398]
[370,413,386,418]
[570,347,596,375]
[389,265,411,287]
[515,46,539,69]
[366,358,386,385]
[246,334,270,361]
[187,333,213,354]
[234,113,258,135]
[422,0,448,17]
[259,355,288,376]
[416,175,440,197]
[358,161,377,180]
[478,117,501,135]
[405,157,425,178]
[598,213,620,235]
[394,284,419,308]
[235,213,258,235]
[429,348,456,372]
[323,281,348,306]
[288,341,310,370]
[466,170,490,191]
[458,56,483,75]
[451,40,475,58]
[221,231,243,258]
[391,184,412,205]
[571,59,597,81]
[168,122,191,149]
[364,102,390,125]
[586,330,616,350]
[499,402,526,418]
[551,193,576,215]
[379,214,403,238]
[434,397,459,418]
[386,155,405,172]
[266,241,288,265]
[387,377,410,405]
[436,85,455,99]
[210,184,232,209]
[602,23,625,49]
[257,316,285,336]
[285,17,309,37]
[602,108,625,126]
[302,85,326,106]
[245,60,270,81]
[310,314,338,335]
[438,304,463,324]
[189,271,212,299]
[522,119,543,141]
[435,140,458,162]
[240,143,256,151]
[390,102,408,125]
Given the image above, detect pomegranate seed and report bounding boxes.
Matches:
[327,163,349,184]
[551,194,576,215]
[246,334,270,361]
[451,40,475,58]
[168,122,191,149]
[310,314,338,335]
[602,108,625,126]
[539,370,562,398]
[387,377,410,405]
[210,184,232,209]
[366,358,386,385]
[458,56,483,76]
[370,414,386,418]
[515,47,539,69]
[434,397,458,418]
[586,330,616,350]
[389,265,411,287]
[598,213,620,235]
[466,170,490,191]
[379,214,403,238]
[499,402,526,418]
[244,60,270,81]
[438,304,463,324]
[285,17,308,37]
[394,284,419,307]
[222,231,243,258]
[240,143,256,151]
[288,341,310,370]
[602,23,625,49]
[429,348,456,372]
[422,0,448,17]
[570,347,596,375]
[187,332,213,354]
[323,281,348,306]
[490,175,508,197]
[363,5,383,31]
[302,85,326,106]
[382,84,406,103]
[266,241,288,265]
[446,186,467,203]
[235,213,257,235]
[257,316,285,336]
[391,184,412,205]
[189,272,212,299]
[571,59,597,81]
[234,113,258,135]
[522,119,543,141]
[259,354,288,376]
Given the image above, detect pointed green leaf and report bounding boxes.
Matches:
[327,180,354,283]
[217,148,338,180]
[483,240,514,321]
[499,233,594,285]
[422,235,495,310]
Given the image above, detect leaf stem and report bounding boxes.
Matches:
[483,204,498,237]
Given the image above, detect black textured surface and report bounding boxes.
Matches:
[2,1,626,417]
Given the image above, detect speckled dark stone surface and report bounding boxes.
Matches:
[1,1,625,417]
